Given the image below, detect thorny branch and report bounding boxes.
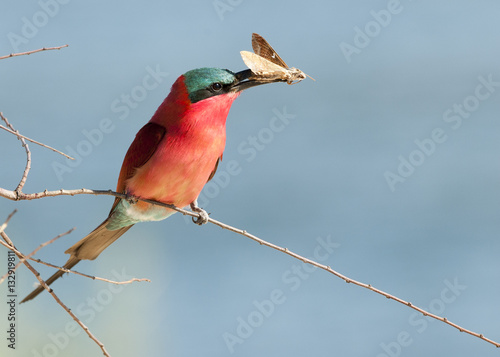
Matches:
[0,223,74,284]
[1,112,74,160]
[0,209,17,234]
[0,44,69,60]
[1,43,138,357]
[0,114,31,192]
[28,254,151,285]
[2,41,499,352]
[0,225,111,357]
[0,222,150,286]
[1,126,499,349]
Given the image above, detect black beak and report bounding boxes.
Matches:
[230,69,285,92]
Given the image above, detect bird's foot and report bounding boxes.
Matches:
[190,201,210,225]
[126,194,138,205]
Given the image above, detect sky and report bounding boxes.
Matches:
[1,1,500,356]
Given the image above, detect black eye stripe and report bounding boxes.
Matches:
[211,82,223,91]
[189,82,230,103]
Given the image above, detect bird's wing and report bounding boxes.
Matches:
[207,155,222,182]
[111,122,166,213]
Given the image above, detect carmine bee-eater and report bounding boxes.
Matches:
[21,67,286,303]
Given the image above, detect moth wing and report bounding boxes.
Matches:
[240,51,288,76]
[251,33,289,69]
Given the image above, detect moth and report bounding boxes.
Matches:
[240,33,313,85]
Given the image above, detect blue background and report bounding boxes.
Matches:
[1,1,500,356]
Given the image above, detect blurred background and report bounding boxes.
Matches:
[1,1,499,356]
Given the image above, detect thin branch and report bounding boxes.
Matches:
[0,187,192,217]
[27,256,151,285]
[0,238,150,286]
[209,220,500,347]
[0,113,74,160]
[1,43,105,356]
[1,185,499,348]
[0,228,74,284]
[0,223,150,286]
[0,45,69,60]
[0,209,17,234]
[1,114,31,191]
[0,112,498,348]
[0,211,145,356]
[0,230,110,357]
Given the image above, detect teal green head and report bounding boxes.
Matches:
[182,67,283,104]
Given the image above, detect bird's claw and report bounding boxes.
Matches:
[190,202,210,225]
[192,210,209,225]
[127,195,138,205]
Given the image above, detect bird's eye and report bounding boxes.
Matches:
[211,82,223,92]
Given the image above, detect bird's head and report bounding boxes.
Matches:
[182,67,282,104]
[150,67,282,126]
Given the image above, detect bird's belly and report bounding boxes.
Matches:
[124,130,225,212]
[106,199,175,230]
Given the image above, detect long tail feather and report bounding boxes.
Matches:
[21,219,133,303]
[20,255,80,303]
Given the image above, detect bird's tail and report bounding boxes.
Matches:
[20,255,81,304]
[21,218,133,303]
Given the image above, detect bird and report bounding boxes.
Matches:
[21,67,285,303]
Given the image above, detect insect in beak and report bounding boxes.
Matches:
[240,33,314,85]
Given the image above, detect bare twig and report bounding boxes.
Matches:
[0,224,150,286]
[0,209,17,234]
[0,230,110,357]
[1,184,499,348]
[0,185,497,346]
[0,42,111,356]
[1,114,31,191]
[208,219,500,347]
[0,113,74,160]
[0,228,74,284]
[0,110,498,349]
[0,45,69,60]
[27,256,151,285]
